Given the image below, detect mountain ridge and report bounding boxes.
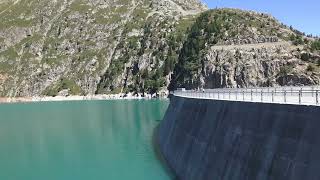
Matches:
[0,1,319,97]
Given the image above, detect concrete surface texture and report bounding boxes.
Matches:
[158,96,320,180]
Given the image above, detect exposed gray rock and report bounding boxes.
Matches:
[0,3,319,97]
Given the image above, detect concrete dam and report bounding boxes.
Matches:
[157,87,320,180]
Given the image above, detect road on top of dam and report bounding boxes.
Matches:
[174,86,320,106]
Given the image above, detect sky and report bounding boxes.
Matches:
[201,0,319,36]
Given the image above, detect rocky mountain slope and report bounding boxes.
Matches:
[170,9,320,90]
[0,0,206,97]
[0,0,319,97]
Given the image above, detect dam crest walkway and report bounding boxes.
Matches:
[174,86,320,106]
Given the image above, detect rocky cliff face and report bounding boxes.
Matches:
[171,9,320,90]
[0,0,205,97]
[0,1,319,97]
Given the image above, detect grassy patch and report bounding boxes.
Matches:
[0,47,19,59]
[306,64,319,72]
[278,65,294,76]
[0,37,4,43]
[311,40,320,51]
[0,18,33,29]
[70,1,91,12]
[0,62,14,72]
[43,78,83,96]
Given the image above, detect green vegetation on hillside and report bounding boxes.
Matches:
[43,78,83,96]
[290,34,304,45]
[311,40,320,51]
[1,1,319,96]
[170,8,319,90]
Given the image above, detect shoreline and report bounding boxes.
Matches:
[0,93,169,104]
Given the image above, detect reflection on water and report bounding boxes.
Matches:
[0,100,171,180]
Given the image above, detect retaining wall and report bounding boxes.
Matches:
[158,96,320,180]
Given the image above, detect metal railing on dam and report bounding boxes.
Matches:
[174,86,320,106]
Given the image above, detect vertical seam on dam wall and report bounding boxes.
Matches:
[158,96,320,180]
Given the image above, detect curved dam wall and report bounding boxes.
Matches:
[158,96,320,180]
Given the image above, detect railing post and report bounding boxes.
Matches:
[284,90,287,103]
[251,90,253,101]
[236,90,238,100]
[261,90,263,102]
[242,91,245,101]
[316,90,319,105]
[271,91,274,102]
[229,91,231,100]
[299,90,302,104]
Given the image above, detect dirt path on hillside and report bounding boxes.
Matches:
[210,41,294,51]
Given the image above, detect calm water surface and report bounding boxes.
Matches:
[0,100,172,180]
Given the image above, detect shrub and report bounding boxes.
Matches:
[301,53,310,61]
[290,34,304,45]
[307,64,317,72]
[311,40,320,51]
[279,66,293,76]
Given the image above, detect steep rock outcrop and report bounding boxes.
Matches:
[0,0,206,96]
[170,9,320,90]
[0,3,319,97]
[201,43,319,88]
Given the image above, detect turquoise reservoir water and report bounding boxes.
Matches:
[0,100,172,180]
